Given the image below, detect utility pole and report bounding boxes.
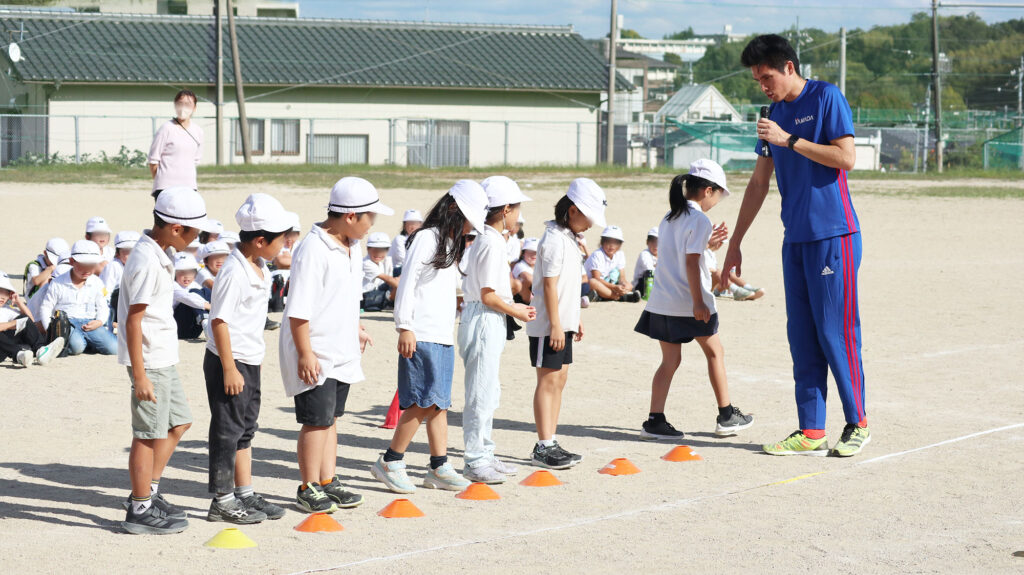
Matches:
[605,0,618,165]
[839,27,847,95]
[931,0,943,173]
[1017,55,1022,127]
[923,84,931,174]
[227,0,251,164]
[795,16,801,61]
[215,0,223,166]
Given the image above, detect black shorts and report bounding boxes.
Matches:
[529,332,574,370]
[294,378,351,427]
[634,310,718,344]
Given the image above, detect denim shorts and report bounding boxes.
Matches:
[397,341,455,410]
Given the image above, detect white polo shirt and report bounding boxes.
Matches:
[117,233,178,369]
[632,248,657,286]
[506,235,522,264]
[512,259,533,281]
[645,202,716,317]
[393,228,459,345]
[38,270,108,329]
[205,248,271,365]
[173,281,207,309]
[280,224,364,397]
[0,305,18,323]
[100,258,125,297]
[388,234,409,267]
[584,247,626,282]
[196,266,215,286]
[463,225,513,305]
[362,255,394,292]
[526,222,582,338]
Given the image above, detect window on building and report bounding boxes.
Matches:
[257,8,298,18]
[271,119,300,155]
[407,120,469,167]
[308,135,368,165]
[233,119,265,156]
[157,0,188,15]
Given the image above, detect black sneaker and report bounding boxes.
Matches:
[264,317,280,331]
[295,482,338,514]
[238,492,286,520]
[551,441,583,464]
[715,406,754,436]
[530,443,574,470]
[121,492,187,519]
[122,503,189,535]
[620,290,641,303]
[640,418,684,440]
[320,476,364,509]
[207,496,268,524]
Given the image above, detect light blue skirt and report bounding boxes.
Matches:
[397,341,455,410]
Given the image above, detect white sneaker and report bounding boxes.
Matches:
[462,463,505,484]
[371,455,416,494]
[422,462,471,491]
[36,337,65,366]
[490,457,519,475]
[581,295,590,309]
[15,350,32,368]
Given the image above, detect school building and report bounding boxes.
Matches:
[0,10,631,167]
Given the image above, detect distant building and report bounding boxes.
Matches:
[9,0,300,18]
[654,84,742,124]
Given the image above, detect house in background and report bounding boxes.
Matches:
[654,84,741,124]
[0,10,629,167]
[10,0,300,17]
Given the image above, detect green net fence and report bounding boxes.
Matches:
[983,127,1023,171]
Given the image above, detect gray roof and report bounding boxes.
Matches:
[0,11,632,93]
[654,84,739,122]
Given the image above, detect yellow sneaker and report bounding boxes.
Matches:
[763,430,829,456]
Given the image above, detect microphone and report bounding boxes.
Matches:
[758,106,770,157]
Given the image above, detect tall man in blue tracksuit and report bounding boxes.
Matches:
[721,34,869,457]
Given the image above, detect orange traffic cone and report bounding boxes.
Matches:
[456,482,501,501]
[294,512,344,533]
[381,390,402,429]
[519,470,563,487]
[598,457,641,476]
[662,445,703,462]
[378,498,425,518]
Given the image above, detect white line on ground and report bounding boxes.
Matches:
[283,421,1024,575]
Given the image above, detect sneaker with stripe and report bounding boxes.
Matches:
[832,424,871,457]
[762,430,829,456]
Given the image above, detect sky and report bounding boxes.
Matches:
[297,0,1023,38]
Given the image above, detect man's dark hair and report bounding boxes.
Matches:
[740,34,800,76]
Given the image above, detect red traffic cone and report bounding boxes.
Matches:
[381,390,402,429]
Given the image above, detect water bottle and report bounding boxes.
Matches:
[643,271,654,301]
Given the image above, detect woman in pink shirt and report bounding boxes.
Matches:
[149,90,203,199]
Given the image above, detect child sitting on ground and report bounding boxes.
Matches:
[388,209,423,276]
[172,252,210,340]
[632,227,659,298]
[85,216,115,268]
[38,240,117,356]
[24,238,70,298]
[0,272,64,367]
[705,227,765,301]
[584,225,640,303]
[101,231,140,330]
[196,240,230,291]
[361,232,398,312]
[510,237,538,304]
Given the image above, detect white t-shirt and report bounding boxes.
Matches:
[280,224,365,397]
[388,234,409,267]
[38,271,108,329]
[703,247,719,271]
[393,228,459,345]
[506,235,522,264]
[196,266,215,287]
[512,259,534,281]
[117,233,178,369]
[100,258,125,298]
[632,249,657,286]
[463,225,513,305]
[362,255,394,292]
[644,202,716,317]
[24,257,46,297]
[584,248,626,284]
[173,281,207,309]
[526,222,582,337]
[0,305,19,323]
[205,248,272,365]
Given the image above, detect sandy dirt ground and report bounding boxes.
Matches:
[0,177,1022,574]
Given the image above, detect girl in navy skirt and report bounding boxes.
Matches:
[635,159,754,440]
[372,180,489,493]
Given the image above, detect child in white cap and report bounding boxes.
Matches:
[0,272,64,367]
[280,177,392,514]
[506,213,525,263]
[361,231,397,312]
[199,218,224,245]
[632,227,659,299]
[196,240,230,291]
[203,193,293,525]
[634,160,754,441]
[85,216,115,265]
[372,180,488,494]
[268,212,301,313]
[526,178,606,469]
[388,209,423,275]
[457,176,537,484]
[38,239,117,356]
[23,237,69,298]
[171,252,210,339]
[118,186,219,535]
[511,236,539,304]
[584,225,640,303]
[101,231,140,330]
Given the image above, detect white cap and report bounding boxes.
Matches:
[287,212,301,233]
[114,231,141,249]
[328,177,394,215]
[173,252,199,271]
[0,271,15,294]
[201,240,230,259]
[220,230,240,245]
[600,225,625,242]
[69,239,104,265]
[366,232,391,249]
[85,216,112,234]
[689,158,730,197]
[207,218,225,235]
[480,175,532,209]
[566,178,607,228]
[466,229,479,238]
[521,237,539,252]
[154,187,220,232]
[518,213,526,224]
[448,179,489,234]
[44,237,70,266]
[236,193,293,233]
[647,226,659,238]
[188,237,202,249]
[402,209,424,223]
